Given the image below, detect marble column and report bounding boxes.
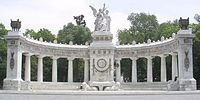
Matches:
[68,57,74,83]
[84,58,89,82]
[90,58,94,80]
[24,53,32,81]
[131,57,137,83]
[115,58,121,82]
[160,55,167,82]
[37,55,44,82]
[171,53,178,81]
[147,56,153,82]
[52,56,59,82]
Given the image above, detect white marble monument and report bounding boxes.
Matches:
[3,5,196,91]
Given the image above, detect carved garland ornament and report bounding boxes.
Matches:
[10,52,14,70]
[184,50,190,71]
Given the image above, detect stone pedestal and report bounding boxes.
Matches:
[3,79,22,90]
[177,29,196,91]
[3,31,23,90]
[89,31,116,90]
[179,79,196,91]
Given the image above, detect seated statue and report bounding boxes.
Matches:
[167,76,179,91]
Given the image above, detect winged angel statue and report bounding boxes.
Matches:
[89,4,111,31]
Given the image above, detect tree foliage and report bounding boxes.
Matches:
[57,23,92,44]
[118,13,177,82]
[25,28,55,42]
[194,14,200,24]
[157,21,179,39]
[0,23,8,88]
[57,23,92,82]
[128,12,159,41]
[22,28,56,81]
[192,24,200,89]
[118,29,134,44]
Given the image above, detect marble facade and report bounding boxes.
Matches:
[3,6,196,91]
[3,27,196,91]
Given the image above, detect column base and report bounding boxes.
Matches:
[179,78,196,91]
[3,79,23,90]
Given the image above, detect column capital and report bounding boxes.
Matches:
[24,53,33,57]
[170,52,178,56]
[51,56,59,60]
[130,57,138,60]
[159,54,168,58]
[37,55,45,59]
[146,56,153,59]
[83,58,90,60]
[115,58,121,61]
[67,57,75,61]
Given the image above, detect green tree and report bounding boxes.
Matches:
[118,12,159,81]
[57,23,92,44]
[23,28,56,81]
[0,23,8,88]
[157,20,179,39]
[192,24,200,89]
[57,23,92,82]
[194,14,200,24]
[25,28,55,42]
[118,29,134,44]
[127,12,159,41]
[24,29,37,36]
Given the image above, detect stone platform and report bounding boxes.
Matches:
[18,82,169,91]
[0,90,200,100]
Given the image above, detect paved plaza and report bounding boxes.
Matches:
[0,90,200,100]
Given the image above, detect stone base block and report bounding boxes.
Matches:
[88,81,120,91]
[3,79,22,90]
[179,78,196,91]
[167,80,179,91]
[21,82,81,90]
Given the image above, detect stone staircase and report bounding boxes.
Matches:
[121,82,168,91]
[21,81,168,91]
[21,82,82,90]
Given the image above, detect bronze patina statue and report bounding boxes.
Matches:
[10,19,21,31]
[179,17,189,30]
[73,15,86,27]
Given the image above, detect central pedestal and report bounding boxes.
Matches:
[88,31,118,91]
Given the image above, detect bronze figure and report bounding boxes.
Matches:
[10,19,21,31]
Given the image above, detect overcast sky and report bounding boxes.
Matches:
[1,0,200,43]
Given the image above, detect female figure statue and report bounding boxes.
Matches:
[89,4,111,32]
